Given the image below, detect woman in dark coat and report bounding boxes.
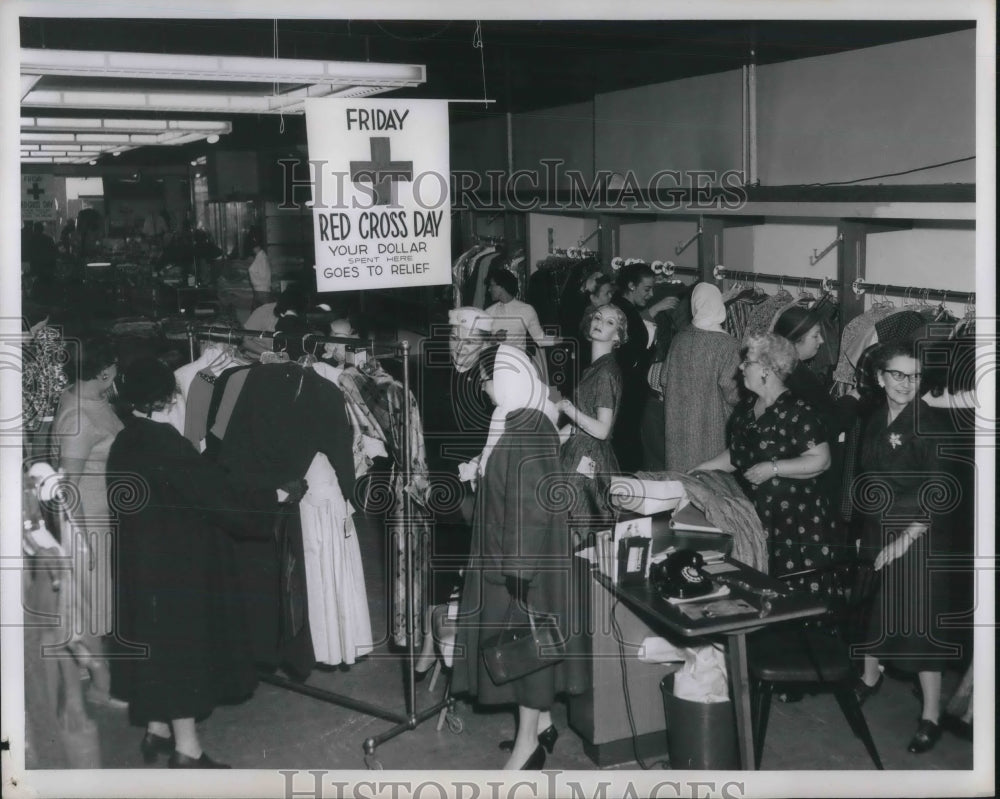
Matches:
[107,357,285,768]
[453,345,585,769]
[853,341,963,754]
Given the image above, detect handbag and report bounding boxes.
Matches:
[481,597,565,685]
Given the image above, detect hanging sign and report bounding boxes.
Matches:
[22,174,57,221]
[304,98,451,292]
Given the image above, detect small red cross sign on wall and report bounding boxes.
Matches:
[26,182,45,201]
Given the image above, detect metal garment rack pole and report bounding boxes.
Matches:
[715,267,839,291]
[850,280,975,303]
[184,325,455,767]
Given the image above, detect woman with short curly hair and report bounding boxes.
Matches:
[694,332,840,593]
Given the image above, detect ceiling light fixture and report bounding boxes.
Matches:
[206,134,220,144]
[22,86,369,115]
[21,48,425,85]
[20,48,425,115]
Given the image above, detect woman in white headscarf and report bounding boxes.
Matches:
[473,344,560,477]
[660,282,742,471]
[453,345,585,770]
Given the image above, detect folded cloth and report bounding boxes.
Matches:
[637,469,769,573]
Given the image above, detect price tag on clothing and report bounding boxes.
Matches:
[576,455,597,478]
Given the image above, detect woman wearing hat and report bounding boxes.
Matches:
[107,357,298,768]
[772,301,838,416]
[773,300,866,549]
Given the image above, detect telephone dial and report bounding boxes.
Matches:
[649,549,715,599]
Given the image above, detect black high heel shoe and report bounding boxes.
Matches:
[140,731,175,764]
[499,724,558,753]
[907,719,942,754]
[853,672,884,706]
[521,744,546,770]
[167,751,231,769]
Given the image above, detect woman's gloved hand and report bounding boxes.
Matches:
[276,477,309,504]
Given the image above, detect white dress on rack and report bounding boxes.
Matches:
[299,361,374,665]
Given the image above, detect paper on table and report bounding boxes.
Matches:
[704,561,741,575]
[665,583,731,605]
[669,502,725,534]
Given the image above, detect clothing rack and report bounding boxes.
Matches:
[184,324,459,768]
[713,266,839,294]
[850,279,975,304]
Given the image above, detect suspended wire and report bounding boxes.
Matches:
[274,19,285,134]
[804,156,975,187]
[473,21,488,109]
[373,21,453,41]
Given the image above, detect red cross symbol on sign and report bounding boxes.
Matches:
[349,137,413,207]
[26,182,45,201]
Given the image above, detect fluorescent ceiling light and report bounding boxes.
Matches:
[21,48,425,86]
[19,49,425,115]
[21,155,94,164]
[20,118,232,149]
[21,84,388,114]
[22,117,231,134]
[21,75,42,100]
[22,144,116,154]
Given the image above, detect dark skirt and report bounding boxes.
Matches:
[454,567,588,711]
[560,431,619,537]
[856,524,961,674]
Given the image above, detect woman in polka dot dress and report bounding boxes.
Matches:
[694,333,839,594]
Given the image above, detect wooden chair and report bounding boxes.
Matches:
[748,559,883,769]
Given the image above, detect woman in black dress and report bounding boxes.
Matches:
[852,341,961,754]
[107,357,289,768]
[557,303,626,535]
[609,262,656,471]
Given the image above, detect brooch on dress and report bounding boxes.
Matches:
[888,433,902,449]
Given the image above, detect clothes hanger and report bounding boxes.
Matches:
[297,334,318,367]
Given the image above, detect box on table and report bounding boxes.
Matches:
[609,478,685,516]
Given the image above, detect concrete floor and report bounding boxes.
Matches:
[81,509,974,772]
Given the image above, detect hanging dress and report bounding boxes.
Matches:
[303,361,374,666]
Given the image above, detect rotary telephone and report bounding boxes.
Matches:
[649,548,715,599]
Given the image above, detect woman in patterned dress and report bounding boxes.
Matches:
[557,304,626,537]
[694,333,838,592]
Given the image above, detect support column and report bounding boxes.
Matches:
[838,221,868,323]
[598,214,621,266]
[698,216,726,283]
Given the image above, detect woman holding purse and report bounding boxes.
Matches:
[453,345,584,770]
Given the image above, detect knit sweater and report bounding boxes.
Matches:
[660,327,742,472]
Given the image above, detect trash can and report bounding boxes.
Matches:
[660,674,738,769]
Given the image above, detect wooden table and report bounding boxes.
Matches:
[594,524,826,770]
